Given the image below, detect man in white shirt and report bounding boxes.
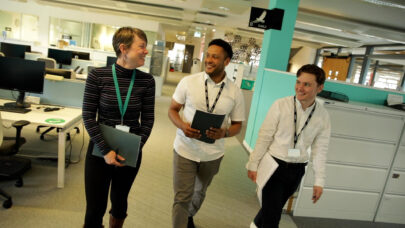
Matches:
[168,39,245,228]
[246,64,331,228]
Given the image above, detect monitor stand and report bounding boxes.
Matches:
[4,91,30,108]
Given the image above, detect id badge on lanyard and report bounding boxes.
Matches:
[290,96,316,158]
[112,64,135,133]
[115,124,130,132]
[288,148,300,157]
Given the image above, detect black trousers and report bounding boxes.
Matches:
[254,157,306,228]
[84,142,142,228]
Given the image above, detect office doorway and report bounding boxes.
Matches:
[168,43,185,72]
[182,44,194,73]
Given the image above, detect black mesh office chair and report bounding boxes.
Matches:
[0,113,31,209]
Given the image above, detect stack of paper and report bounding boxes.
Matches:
[256,153,279,206]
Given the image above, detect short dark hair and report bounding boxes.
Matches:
[208,39,233,59]
[297,64,326,85]
[112,27,148,57]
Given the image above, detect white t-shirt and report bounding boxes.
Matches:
[172,72,245,162]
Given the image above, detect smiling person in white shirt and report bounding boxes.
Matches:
[168,39,245,228]
[246,64,331,228]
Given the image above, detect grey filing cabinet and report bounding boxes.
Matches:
[293,100,405,224]
[375,126,405,224]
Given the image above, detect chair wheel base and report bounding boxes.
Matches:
[15,178,23,187]
[3,199,12,209]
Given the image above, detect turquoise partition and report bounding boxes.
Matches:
[324,80,405,105]
[244,69,405,150]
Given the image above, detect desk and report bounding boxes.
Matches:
[0,99,82,188]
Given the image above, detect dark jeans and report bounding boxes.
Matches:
[84,142,142,228]
[254,157,306,228]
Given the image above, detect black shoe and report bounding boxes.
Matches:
[187,216,195,228]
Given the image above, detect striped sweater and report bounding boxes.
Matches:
[82,64,155,155]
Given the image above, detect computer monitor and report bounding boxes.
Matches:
[72,51,90,60]
[106,56,117,66]
[48,48,72,68]
[0,42,31,59]
[0,57,45,108]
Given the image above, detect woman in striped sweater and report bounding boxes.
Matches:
[82,27,155,228]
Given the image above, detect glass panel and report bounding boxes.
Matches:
[90,24,117,51]
[372,63,404,90]
[0,10,21,39]
[49,17,83,47]
[350,58,374,85]
[0,10,39,42]
[21,14,39,42]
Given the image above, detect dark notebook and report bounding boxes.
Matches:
[191,110,225,144]
[92,124,141,168]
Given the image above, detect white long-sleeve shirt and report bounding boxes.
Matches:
[246,96,331,187]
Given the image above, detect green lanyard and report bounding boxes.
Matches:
[112,63,136,124]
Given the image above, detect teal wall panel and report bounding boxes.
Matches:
[245,0,301,149]
[324,82,405,105]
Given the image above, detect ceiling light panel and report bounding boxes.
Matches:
[201,0,251,14]
[362,0,405,9]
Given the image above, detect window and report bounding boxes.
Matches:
[0,10,39,41]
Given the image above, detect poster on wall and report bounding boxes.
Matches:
[248,7,284,30]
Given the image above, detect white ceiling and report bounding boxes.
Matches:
[36,0,405,48]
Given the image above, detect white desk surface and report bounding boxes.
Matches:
[1,98,82,188]
[0,99,82,129]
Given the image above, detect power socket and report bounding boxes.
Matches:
[25,96,41,104]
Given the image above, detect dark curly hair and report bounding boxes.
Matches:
[208,39,233,60]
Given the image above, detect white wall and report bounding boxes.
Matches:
[2,0,160,48]
[289,40,319,73]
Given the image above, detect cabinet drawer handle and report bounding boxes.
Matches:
[392,173,400,178]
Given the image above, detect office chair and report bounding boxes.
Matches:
[37,57,57,69]
[0,113,31,209]
[87,65,97,74]
[45,68,73,79]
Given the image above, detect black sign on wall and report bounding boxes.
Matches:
[249,7,285,30]
[62,34,72,40]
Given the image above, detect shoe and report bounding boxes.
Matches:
[250,221,258,228]
[109,214,125,228]
[187,216,195,228]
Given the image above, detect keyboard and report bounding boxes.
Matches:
[0,106,31,113]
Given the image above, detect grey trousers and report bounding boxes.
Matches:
[172,151,223,228]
